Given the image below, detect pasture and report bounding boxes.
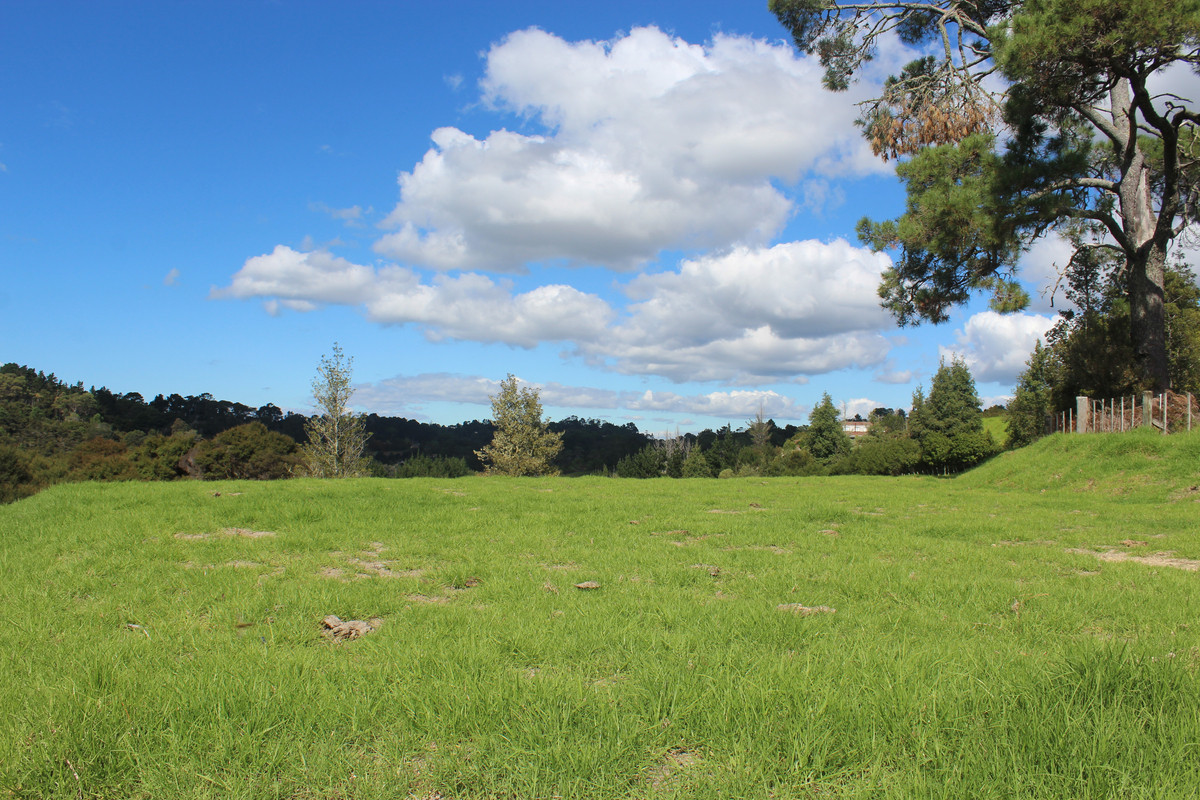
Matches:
[2,430,1199,798]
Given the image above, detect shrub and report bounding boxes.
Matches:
[394,454,471,478]
[194,422,299,480]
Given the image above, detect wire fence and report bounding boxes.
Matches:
[1052,390,1198,435]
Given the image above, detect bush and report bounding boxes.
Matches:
[394,454,471,478]
[681,449,712,478]
[842,436,921,476]
[131,432,197,480]
[616,445,665,478]
[194,422,299,480]
[764,447,825,476]
[0,444,35,503]
[67,437,137,482]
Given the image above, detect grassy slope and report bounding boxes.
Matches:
[2,432,1199,799]
[982,414,1008,447]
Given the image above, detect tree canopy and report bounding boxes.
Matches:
[807,392,852,461]
[475,375,564,476]
[910,357,998,471]
[773,0,1200,391]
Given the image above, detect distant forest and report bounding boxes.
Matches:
[0,362,803,502]
[1,357,1013,505]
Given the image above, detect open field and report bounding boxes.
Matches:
[3,430,1200,799]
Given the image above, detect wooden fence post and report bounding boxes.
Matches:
[1143,391,1153,429]
[1077,396,1088,434]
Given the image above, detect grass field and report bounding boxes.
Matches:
[3,430,1200,799]
[982,415,1008,447]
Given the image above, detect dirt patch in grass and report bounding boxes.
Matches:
[407,594,451,604]
[319,542,427,580]
[663,532,726,547]
[1067,548,1200,571]
[174,527,276,540]
[646,747,700,789]
[348,559,402,578]
[724,544,791,555]
[225,527,275,538]
[1169,485,1200,502]
[777,603,836,616]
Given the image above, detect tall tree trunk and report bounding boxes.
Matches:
[1129,241,1170,392]
[1113,81,1170,392]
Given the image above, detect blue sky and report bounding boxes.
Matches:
[1,0,1136,432]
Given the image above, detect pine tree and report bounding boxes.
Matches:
[300,343,370,478]
[475,374,563,476]
[1006,341,1060,448]
[807,392,850,461]
[911,357,997,472]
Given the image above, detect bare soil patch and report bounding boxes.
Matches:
[1067,548,1200,571]
[777,603,836,616]
[407,594,451,604]
[646,748,700,789]
[173,527,276,540]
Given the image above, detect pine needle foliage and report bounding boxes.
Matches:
[299,343,370,478]
[476,374,563,476]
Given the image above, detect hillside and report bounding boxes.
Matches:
[960,428,1200,500]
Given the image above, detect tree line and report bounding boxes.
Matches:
[0,348,1006,502]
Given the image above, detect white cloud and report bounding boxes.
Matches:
[352,373,806,422]
[220,237,900,383]
[874,364,915,384]
[213,245,377,306]
[310,202,369,227]
[351,373,498,413]
[163,268,180,286]
[1020,235,1076,313]
[843,398,881,419]
[365,269,613,347]
[942,311,1056,385]
[590,239,896,382]
[375,26,881,271]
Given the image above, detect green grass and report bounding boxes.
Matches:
[3,431,1200,798]
[982,414,1008,447]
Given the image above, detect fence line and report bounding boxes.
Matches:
[1052,390,1196,435]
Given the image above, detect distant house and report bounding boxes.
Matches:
[841,416,871,439]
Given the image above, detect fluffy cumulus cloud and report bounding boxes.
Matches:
[214,245,376,307]
[365,269,612,347]
[942,311,1056,384]
[215,246,611,349]
[219,237,898,382]
[375,26,879,271]
[218,27,906,386]
[592,240,896,382]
